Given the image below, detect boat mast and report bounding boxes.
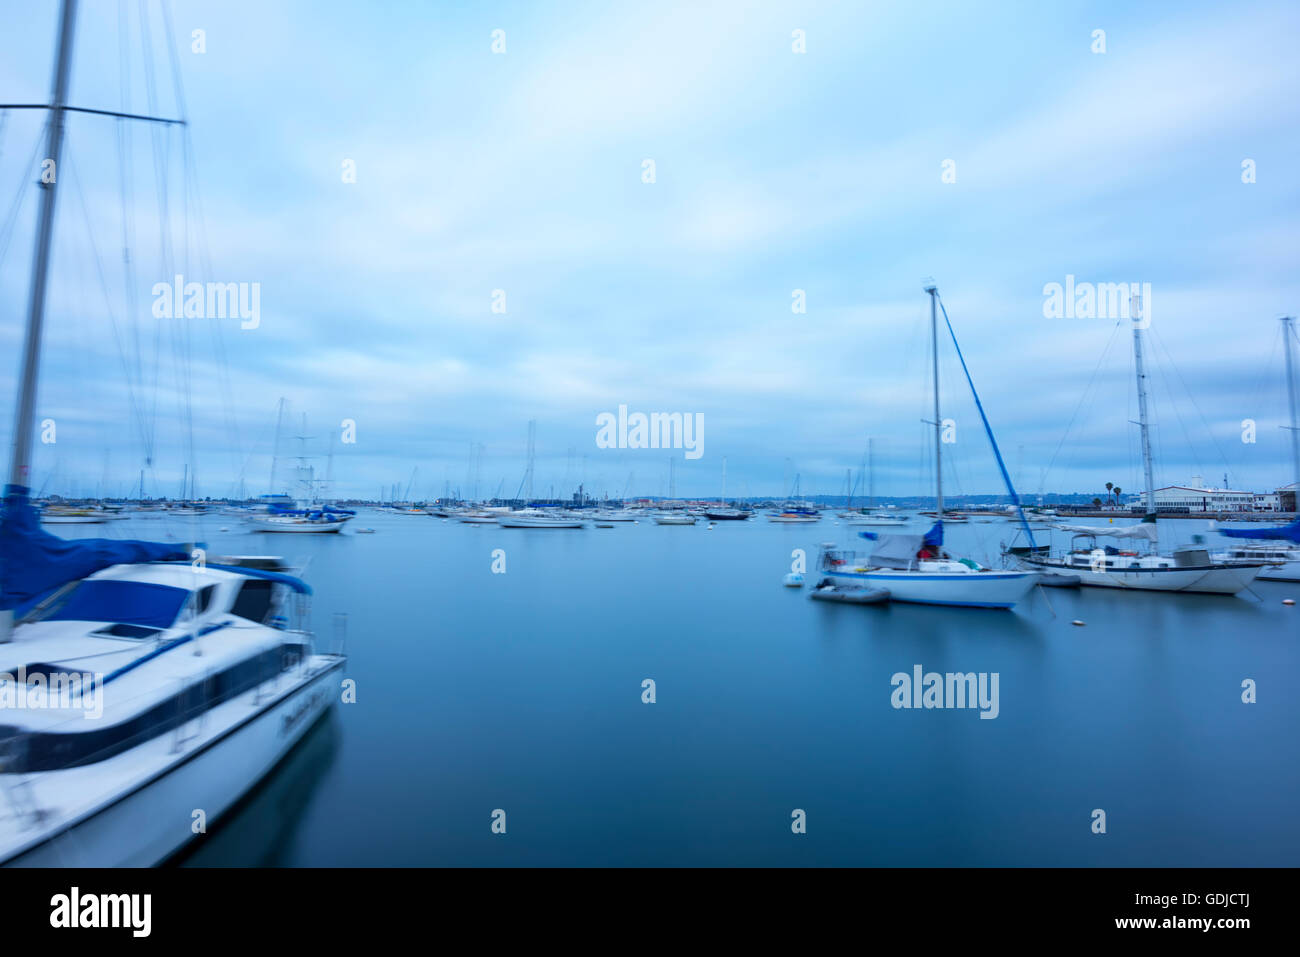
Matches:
[1131,292,1157,522]
[1282,316,1300,497]
[925,282,943,517]
[7,0,78,493]
[868,437,875,508]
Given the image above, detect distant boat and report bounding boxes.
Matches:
[248,510,350,533]
[768,510,819,523]
[588,509,638,522]
[497,508,585,528]
[653,512,697,525]
[845,511,907,526]
[457,510,497,524]
[1213,541,1300,581]
[38,506,112,525]
[703,507,749,520]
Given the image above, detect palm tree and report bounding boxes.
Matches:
[1113,486,1122,505]
[1092,497,1103,508]
[1105,482,1114,503]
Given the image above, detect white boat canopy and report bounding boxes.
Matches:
[1051,523,1159,541]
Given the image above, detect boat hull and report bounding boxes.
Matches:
[2,657,343,867]
[248,518,348,532]
[1022,559,1264,594]
[825,568,1038,608]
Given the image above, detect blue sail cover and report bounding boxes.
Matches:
[1217,518,1300,545]
[0,484,192,615]
[860,521,944,546]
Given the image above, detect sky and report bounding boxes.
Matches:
[0,0,1297,501]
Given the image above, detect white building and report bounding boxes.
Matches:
[1131,477,1260,512]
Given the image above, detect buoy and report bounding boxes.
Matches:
[1071,619,1086,627]
[783,572,804,588]
[1284,599,1296,606]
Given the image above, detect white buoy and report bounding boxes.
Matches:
[1071,619,1086,627]
[783,572,804,588]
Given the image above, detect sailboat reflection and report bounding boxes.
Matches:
[168,713,340,867]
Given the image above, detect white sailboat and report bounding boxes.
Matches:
[1019,292,1266,594]
[0,0,343,865]
[819,284,1038,609]
[497,508,585,528]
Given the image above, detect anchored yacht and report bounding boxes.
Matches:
[0,551,343,865]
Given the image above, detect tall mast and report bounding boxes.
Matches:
[721,456,727,505]
[1131,292,1157,521]
[269,397,286,494]
[7,0,78,491]
[925,283,943,516]
[868,437,875,508]
[1282,316,1300,495]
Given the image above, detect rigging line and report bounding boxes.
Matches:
[65,148,152,464]
[118,0,148,462]
[162,6,247,486]
[138,0,170,470]
[158,3,222,501]
[1148,320,1234,481]
[1042,316,1124,483]
[0,132,45,271]
[139,4,193,501]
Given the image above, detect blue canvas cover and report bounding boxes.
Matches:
[1217,517,1300,545]
[0,484,191,615]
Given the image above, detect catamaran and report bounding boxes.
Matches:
[1016,293,1266,594]
[0,0,344,865]
[817,284,1038,609]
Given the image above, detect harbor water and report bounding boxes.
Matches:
[62,512,1298,866]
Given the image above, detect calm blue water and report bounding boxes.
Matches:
[68,511,1300,866]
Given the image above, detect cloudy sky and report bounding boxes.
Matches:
[1,0,1297,501]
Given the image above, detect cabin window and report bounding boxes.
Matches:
[39,580,189,629]
[195,584,218,614]
[230,579,275,624]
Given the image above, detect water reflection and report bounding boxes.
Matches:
[170,712,340,867]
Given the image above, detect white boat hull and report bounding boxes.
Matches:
[248,517,348,533]
[497,516,585,528]
[826,568,1038,608]
[2,657,343,867]
[1023,559,1263,594]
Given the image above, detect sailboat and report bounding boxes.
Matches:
[248,413,353,532]
[843,442,907,525]
[1017,293,1266,594]
[0,0,344,865]
[818,284,1038,608]
[704,457,749,520]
